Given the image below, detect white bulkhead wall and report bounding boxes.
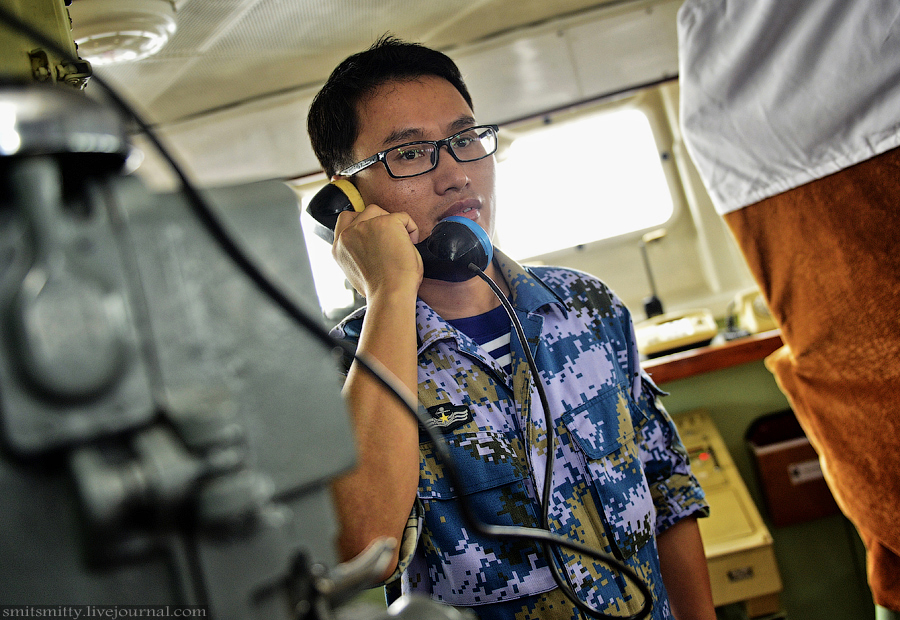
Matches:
[134,0,757,319]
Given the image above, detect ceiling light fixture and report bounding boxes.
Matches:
[68,0,177,66]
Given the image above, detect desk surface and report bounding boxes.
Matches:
[642,330,783,384]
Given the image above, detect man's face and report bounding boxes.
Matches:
[343,76,497,240]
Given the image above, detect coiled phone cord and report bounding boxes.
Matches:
[471,266,652,620]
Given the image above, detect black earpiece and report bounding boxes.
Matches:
[306,181,492,282]
[306,179,365,244]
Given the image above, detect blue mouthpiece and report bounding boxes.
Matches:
[439,216,494,265]
[415,216,493,282]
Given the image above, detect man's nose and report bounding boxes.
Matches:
[431,145,469,189]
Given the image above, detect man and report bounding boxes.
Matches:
[307,36,715,620]
[678,3,900,618]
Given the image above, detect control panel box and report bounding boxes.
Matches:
[674,409,784,616]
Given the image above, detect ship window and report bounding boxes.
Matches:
[494,107,673,260]
[298,106,675,318]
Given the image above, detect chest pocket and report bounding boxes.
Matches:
[560,386,654,560]
[414,426,555,604]
[419,427,528,497]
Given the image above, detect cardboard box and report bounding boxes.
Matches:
[747,410,841,527]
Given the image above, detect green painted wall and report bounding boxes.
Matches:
[657,360,874,620]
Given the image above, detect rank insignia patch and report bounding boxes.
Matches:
[424,404,472,433]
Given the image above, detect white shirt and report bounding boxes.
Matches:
[678,0,900,214]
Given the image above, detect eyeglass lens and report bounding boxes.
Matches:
[385,127,497,177]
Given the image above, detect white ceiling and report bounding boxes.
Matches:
[66,0,682,185]
[73,0,647,125]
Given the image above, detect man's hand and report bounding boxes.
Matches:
[333,204,423,299]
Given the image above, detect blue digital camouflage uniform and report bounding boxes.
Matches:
[330,250,709,620]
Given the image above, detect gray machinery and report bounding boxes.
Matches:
[0,79,360,619]
[0,3,471,619]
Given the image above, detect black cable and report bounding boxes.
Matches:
[473,267,651,620]
[0,8,648,618]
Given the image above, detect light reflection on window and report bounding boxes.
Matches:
[494,108,673,260]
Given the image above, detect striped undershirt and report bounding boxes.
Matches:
[447,304,512,375]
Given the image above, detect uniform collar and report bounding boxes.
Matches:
[416,249,566,353]
[494,249,567,314]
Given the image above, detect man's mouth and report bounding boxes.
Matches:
[441,199,481,221]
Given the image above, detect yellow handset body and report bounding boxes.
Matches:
[331,179,366,213]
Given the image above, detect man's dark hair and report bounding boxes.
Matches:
[307,35,473,178]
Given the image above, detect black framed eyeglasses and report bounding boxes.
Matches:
[338,124,499,179]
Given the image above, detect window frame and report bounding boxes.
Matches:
[491,90,684,263]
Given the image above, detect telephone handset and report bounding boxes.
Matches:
[306,180,492,282]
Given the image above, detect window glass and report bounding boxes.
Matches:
[299,206,357,319]
[494,108,673,259]
[298,107,675,318]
